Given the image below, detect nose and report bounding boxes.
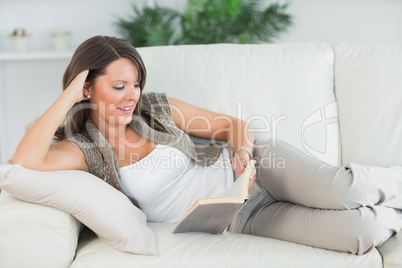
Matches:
[126,85,140,101]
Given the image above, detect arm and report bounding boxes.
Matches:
[168,97,255,186]
[11,70,90,172]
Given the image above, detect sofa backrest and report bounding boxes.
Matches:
[138,43,340,166]
[334,43,402,166]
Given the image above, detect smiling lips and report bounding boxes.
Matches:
[117,106,133,114]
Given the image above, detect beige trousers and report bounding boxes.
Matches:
[242,139,402,255]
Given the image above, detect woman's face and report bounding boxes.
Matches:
[88,58,141,129]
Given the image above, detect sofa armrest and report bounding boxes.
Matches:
[377,232,402,268]
[0,191,81,268]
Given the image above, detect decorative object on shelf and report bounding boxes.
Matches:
[51,27,70,52]
[10,28,29,53]
[115,0,293,47]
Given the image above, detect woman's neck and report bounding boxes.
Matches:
[91,117,127,146]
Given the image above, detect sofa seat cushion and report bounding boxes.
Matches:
[378,232,402,268]
[72,222,383,268]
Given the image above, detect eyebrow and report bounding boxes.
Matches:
[111,80,140,83]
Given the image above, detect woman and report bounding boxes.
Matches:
[12,36,402,255]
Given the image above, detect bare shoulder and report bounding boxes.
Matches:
[45,140,89,172]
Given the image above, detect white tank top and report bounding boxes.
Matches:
[120,144,234,223]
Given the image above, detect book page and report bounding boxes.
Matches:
[224,160,255,200]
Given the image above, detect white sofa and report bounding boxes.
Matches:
[0,43,401,267]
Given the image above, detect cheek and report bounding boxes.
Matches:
[96,89,123,112]
[135,88,142,101]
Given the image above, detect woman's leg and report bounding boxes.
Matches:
[253,139,402,210]
[243,201,402,255]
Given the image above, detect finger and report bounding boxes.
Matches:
[248,168,257,193]
[250,167,256,178]
[232,156,246,176]
[72,70,89,86]
[236,151,250,168]
[232,149,252,177]
[78,69,89,78]
[248,175,256,193]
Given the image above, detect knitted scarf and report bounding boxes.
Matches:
[69,92,224,208]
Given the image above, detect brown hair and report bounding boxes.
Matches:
[56,35,165,139]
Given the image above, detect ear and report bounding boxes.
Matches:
[83,82,91,95]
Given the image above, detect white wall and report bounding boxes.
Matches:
[277,0,402,44]
[1,0,401,50]
[0,0,401,161]
[0,0,188,51]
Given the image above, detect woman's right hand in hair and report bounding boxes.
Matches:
[11,70,90,171]
[65,70,90,103]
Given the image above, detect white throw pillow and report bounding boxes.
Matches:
[0,163,156,255]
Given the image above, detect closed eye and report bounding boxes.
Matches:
[113,84,125,90]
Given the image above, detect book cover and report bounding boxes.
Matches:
[172,160,256,234]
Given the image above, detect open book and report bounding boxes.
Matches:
[172,160,256,234]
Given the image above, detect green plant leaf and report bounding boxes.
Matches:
[114,0,293,47]
[228,0,242,17]
[115,3,180,47]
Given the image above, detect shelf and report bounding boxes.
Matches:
[0,51,74,61]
